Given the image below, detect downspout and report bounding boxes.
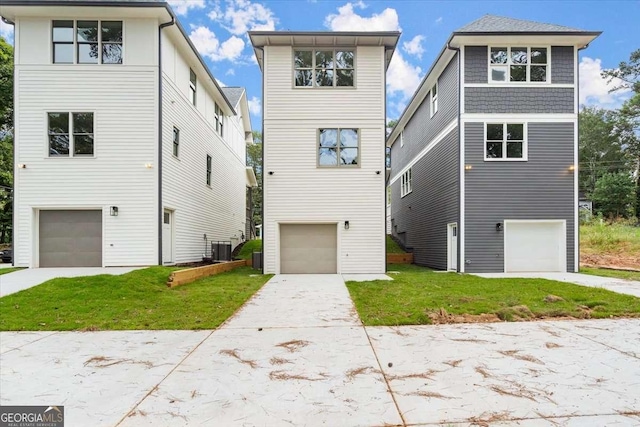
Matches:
[576,43,588,273]
[256,46,265,274]
[3,17,15,266]
[446,41,461,272]
[158,16,175,265]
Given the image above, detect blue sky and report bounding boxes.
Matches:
[2,0,637,129]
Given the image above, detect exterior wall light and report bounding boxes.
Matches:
[568,165,575,171]
[344,221,350,230]
[496,222,503,232]
[145,163,153,169]
[110,206,119,217]
[464,165,473,170]
[17,164,26,169]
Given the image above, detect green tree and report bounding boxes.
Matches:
[0,36,13,244]
[592,172,636,218]
[247,131,262,232]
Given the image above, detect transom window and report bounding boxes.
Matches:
[48,112,94,157]
[489,47,548,83]
[214,103,224,136]
[401,168,412,197]
[172,127,180,157]
[294,49,355,87]
[485,123,526,160]
[189,69,197,105]
[206,155,212,186]
[52,20,123,64]
[318,128,359,167]
[430,81,438,117]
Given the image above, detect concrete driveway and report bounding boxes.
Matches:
[474,272,640,297]
[0,267,141,297]
[1,274,639,426]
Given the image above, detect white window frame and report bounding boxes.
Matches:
[189,69,197,106]
[317,128,360,168]
[400,168,412,197]
[52,20,124,65]
[47,111,95,158]
[206,154,212,186]
[484,122,528,162]
[400,130,404,147]
[214,103,224,136]
[488,46,551,84]
[430,81,438,117]
[293,48,356,88]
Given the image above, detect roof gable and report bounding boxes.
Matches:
[221,87,245,108]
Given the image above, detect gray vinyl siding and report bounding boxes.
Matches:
[390,128,459,270]
[464,45,575,85]
[465,87,574,113]
[391,55,459,171]
[464,122,575,273]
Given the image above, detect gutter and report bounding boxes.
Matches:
[158,16,175,265]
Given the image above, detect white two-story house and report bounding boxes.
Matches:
[0,0,252,268]
[249,31,400,274]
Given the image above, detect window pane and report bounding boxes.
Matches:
[294,70,312,86]
[190,69,196,85]
[486,124,503,141]
[53,43,73,63]
[294,50,312,68]
[49,135,70,156]
[315,50,334,68]
[490,47,507,64]
[102,44,123,64]
[53,21,73,42]
[432,84,437,97]
[486,142,503,158]
[340,148,358,165]
[335,51,354,68]
[531,65,547,82]
[73,113,93,133]
[319,147,338,166]
[506,124,524,140]
[531,48,547,64]
[340,129,358,147]
[101,21,123,42]
[511,48,527,64]
[490,66,507,81]
[319,129,337,147]
[510,65,526,82]
[507,142,523,158]
[315,69,334,86]
[74,135,94,156]
[77,21,98,42]
[336,69,354,86]
[78,43,99,64]
[48,113,69,134]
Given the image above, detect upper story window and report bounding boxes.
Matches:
[48,112,94,157]
[489,47,548,83]
[214,103,224,136]
[430,82,438,117]
[206,155,212,186]
[294,49,355,87]
[52,20,123,64]
[172,127,180,157]
[318,128,359,167]
[485,123,526,161]
[401,168,412,197]
[189,69,197,105]
[400,131,404,147]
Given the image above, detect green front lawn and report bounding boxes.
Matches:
[580,267,640,282]
[386,235,406,254]
[237,239,262,260]
[347,264,640,326]
[0,267,23,276]
[0,266,272,331]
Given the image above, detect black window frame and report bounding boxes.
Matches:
[172,127,180,158]
[47,111,94,157]
[52,20,123,65]
[206,154,212,186]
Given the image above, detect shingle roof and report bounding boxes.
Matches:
[455,14,586,33]
[221,87,245,108]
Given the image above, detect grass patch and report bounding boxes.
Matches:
[237,240,262,260]
[386,235,406,254]
[0,268,23,276]
[0,266,271,331]
[580,267,640,282]
[346,264,640,326]
[581,222,640,254]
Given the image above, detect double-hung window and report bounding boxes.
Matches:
[189,69,197,105]
[430,82,438,117]
[48,112,94,157]
[485,123,526,160]
[172,127,180,157]
[52,20,123,64]
[401,168,412,197]
[318,128,359,167]
[214,103,224,136]
[206,155,212,186]
[294,49,355,87]
[489,47,549,83]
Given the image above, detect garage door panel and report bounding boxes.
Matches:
[505,221,565,273]
[39,210,102,267]
[280,224,337,274]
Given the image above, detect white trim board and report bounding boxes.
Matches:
[389,118,458,185]
[462,114,577,122]
[464,83,574,88]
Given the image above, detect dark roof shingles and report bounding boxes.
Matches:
[455,14,586,33]
[220,87,245,107]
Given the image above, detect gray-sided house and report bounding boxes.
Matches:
[387,15,601,273]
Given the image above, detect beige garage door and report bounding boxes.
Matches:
[39,210,102,267]
[280,224,337,274]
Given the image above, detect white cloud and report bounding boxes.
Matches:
[211,0,277,36]
[0,19,14,41]
[402,35,425,59]
[579,57,631,107]
[324,2,400,31]
[435,17,443,24]
[387,51,423,101]
[216,78,226,87]
[226,68,236,76]
[189,26,245,62]
[167,0,205,16]
[248,96,261,115]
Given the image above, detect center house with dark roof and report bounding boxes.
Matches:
[386,15,601,273]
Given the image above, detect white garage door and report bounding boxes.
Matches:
[280,224,337,274]
[504,221,566,272]
[39,210,103,267]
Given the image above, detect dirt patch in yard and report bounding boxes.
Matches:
[582,252,640,271]
[428,308,501,324]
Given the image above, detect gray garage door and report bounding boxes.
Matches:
[280,224,337,274]
[39,210,102,267]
